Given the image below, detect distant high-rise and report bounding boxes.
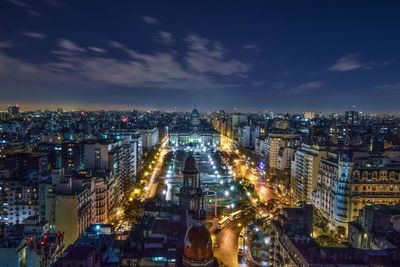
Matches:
[345,110,362,126]
[304,111,315,120]
[7,105,19,117]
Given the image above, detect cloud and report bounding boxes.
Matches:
[68,42,212,89]
[3,0,30,8]
[88,46,106,53]
[250,81,267,87]
[185,34,250,75]
[0,51,74,85]
[142,16,158,25]
[329,54,363,71]
[19,30,46,39]
[0,34,247,91]
[3,0,41,16]
[58,39,86,52]
[157,31,174,45]
[373,83,400,94]
[44,0,65,7]
[0,41,14,49]
[25,9,41,16]
[286,81,324,95]
[108,40,124,49]
[243,44,261,52]
[243,44,257,49]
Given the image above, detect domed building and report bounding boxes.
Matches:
[169,108,220,147]
[183,221,214,267]
[178,154,216,267]
[191,108,200,127]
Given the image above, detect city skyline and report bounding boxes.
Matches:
[3,2,400,266]
[1,1,400,113]
[1,103,398,115]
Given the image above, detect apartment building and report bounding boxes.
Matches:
[265,133,301,169]
[291,144,328,204]
[313,152,400,236]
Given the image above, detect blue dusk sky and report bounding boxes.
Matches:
[1,0,400,113]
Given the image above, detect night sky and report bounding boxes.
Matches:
[1,1,400,113]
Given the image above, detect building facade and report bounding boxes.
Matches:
[266,134,301,169]
[169,109,220,147]
[291,144,328,204]
[313,152,400,236]
[139,128,159,150]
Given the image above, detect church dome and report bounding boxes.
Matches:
[183,155,198,173]
[183,221,213,262]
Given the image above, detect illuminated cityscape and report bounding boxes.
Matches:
[2,1,400,267]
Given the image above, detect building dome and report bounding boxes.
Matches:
[191,109,200,127]
[191,108,200,118]
[183,155,198,173]
[183,221,213,263]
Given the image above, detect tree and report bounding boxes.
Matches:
[123,199,143,224]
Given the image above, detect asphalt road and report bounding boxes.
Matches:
[144,139,169,200]
[214,221,247,267]
[233,159,277,203]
